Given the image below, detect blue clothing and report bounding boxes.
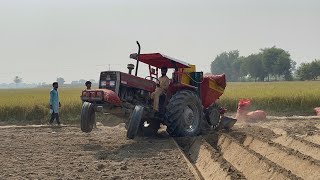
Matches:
[50,89,59,113]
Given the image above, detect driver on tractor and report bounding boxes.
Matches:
[151,66,170,112]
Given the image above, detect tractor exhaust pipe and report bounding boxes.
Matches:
[135,41,141,76]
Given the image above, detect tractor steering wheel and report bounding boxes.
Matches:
[145,76,160,84]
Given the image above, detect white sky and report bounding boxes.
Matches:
[0,0,319,83]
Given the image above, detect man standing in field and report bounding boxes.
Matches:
[83,80,97,128]
[49,82,61,125]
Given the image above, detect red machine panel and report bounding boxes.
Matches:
[120,72,156,92]
[200,74,226,109]
[101,89,121,106]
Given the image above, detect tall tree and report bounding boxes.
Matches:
[261,46,293,81]
[238,56,248,80]
[296,63,312,80]
[56,77,65,85]
[296,60,320,80]
[211,50,241,81]
[13,76,22,84]
[243,53,266,81]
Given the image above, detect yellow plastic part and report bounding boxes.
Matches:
[209,79,225,93]
[180,64,196,85]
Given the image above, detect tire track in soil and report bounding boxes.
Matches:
[174,136,245,180]
[174,133,300,180]
[173,119,320,180]
[305,124,320,145]
[205,134,299,180]
[228,130,320,180]
[304,134,320,145]
[259,118,320,146]
[2,119,320,180]
[257,124,320,161]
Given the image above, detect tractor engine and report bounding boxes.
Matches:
[97,71,155,114]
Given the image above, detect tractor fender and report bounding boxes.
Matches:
[166,83,198,99]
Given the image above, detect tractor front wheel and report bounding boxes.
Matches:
[80,102,96,133]
[164,90,203,137]
[127,105,144,139]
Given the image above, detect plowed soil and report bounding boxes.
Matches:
[176,118,320,180]
[0,124,195,180]
[1,117,320,180]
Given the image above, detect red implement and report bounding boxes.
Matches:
[200,74,226,108]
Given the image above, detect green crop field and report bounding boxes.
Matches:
[220,81,320,115]
[0,88,83,124]
[0,81,319,123]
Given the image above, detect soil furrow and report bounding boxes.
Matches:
[228,131,320,180]
[206,133,299,180]
[258,125,320,160]
[175,136,245,180]
[304,134,320,145]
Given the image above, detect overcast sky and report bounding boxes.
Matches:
[0,0,319,84]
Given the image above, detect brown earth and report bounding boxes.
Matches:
[176,118,320,180]
[0,117,320,180]
[0,123,195,180]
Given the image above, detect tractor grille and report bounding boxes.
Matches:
[99,71,119,92]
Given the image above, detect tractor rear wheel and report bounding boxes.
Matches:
[127,105,144,139]
[80,102,96,133]
[164,90,203,137]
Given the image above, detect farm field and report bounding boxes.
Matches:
[0,81,320,123]
[220,81,320,115]
[0,118,319,179]
[0,88,83,123]
[0,124,196,179]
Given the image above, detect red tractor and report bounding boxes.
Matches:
[80,42,236,139]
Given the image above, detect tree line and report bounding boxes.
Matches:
[11,76,96,86]
[210,46,319,81]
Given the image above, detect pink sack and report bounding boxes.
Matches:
[238,99,251,110]
[247,110,267,121]
[235,99,267,122]
[315,107,320,116]
[235,99,251,121]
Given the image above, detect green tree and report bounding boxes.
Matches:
[13,76,22,84]
[242,53,266,81]
[238,56,248,81]
[309,60,320,79]
[56,77,65,85]
[211,50,241,81]
[296,60,320,80]
[261,46,293,81]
